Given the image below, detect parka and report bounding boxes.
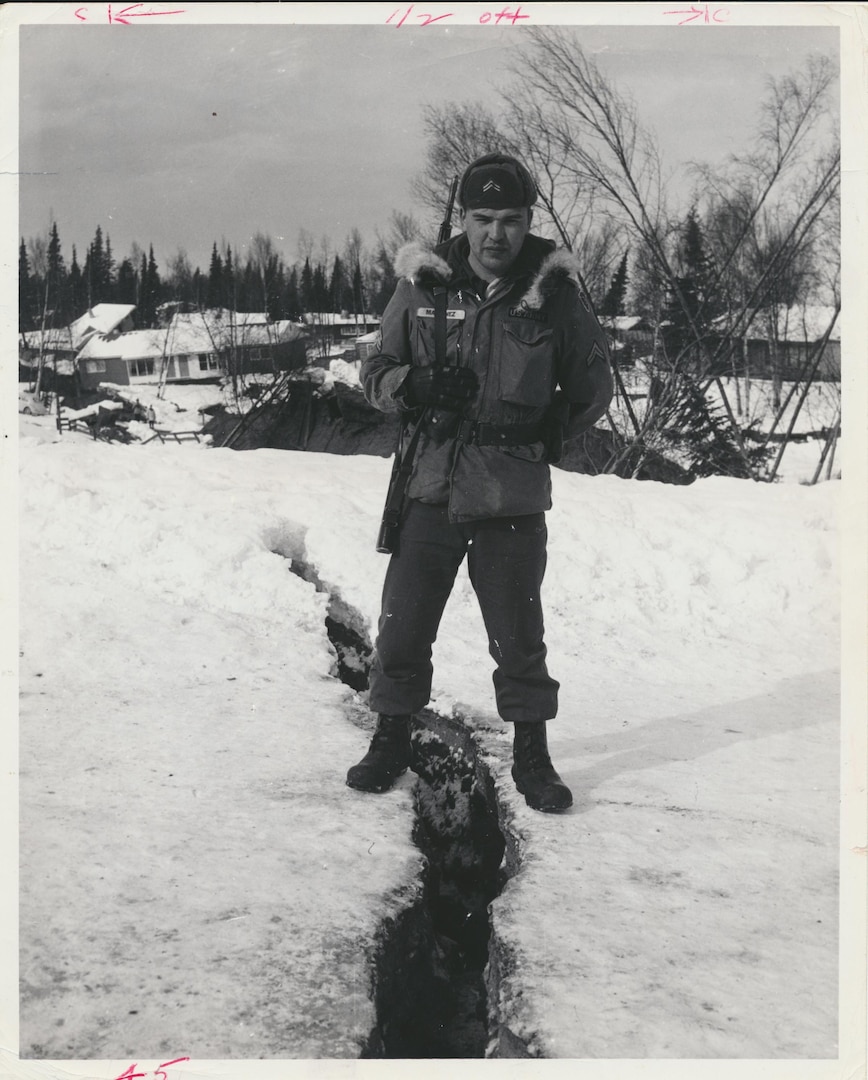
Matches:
[361,231,614,523]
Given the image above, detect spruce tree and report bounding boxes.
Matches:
[329,255,349,312]
[207,243,223,309]
[137,246,160,327]
[116,258,137,305]
[312,263,328,312]
[47,222,66,322]
[300,257,314,313]
[352,261,365,316]
[285,266,301,320]
[223,246,235,310]
[69,246,85,319]
[599,250,629,317]
[19,239,33,333]
[104,234,115,301]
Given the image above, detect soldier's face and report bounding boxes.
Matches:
[460,206,532,280]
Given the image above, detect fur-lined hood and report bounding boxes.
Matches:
[393,235,586,311]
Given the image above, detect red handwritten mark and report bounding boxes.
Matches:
[114,1060,190,1080]
[386,5,452,24]
[479,6,529,23]
[107,3,186,23]
[387,4,528,24]
[154,1059,191,1080]
[74,6,88,19]
[664,3,729,23]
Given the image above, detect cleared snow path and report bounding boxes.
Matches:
[16,421,841,1061]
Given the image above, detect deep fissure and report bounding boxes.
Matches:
[281,550,510,1057]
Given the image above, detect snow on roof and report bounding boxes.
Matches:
[716,305,840,343]
[77,329,167,361]
[164,312,307,352]
[69,304,136,348]
[355,330,380,344]
[75,313,309,361]
[20,328,77,351]
[599,315,648,332]
[302,312,381,327]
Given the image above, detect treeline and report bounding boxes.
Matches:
[18,214,426,335]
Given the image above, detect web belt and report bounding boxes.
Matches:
[453,418,545,446]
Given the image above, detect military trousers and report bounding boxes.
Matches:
[368,498,560,724]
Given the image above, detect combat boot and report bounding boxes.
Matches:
[346,714,412,793]
[511,721,573,812]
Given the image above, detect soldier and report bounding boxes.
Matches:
[347,153,614,812]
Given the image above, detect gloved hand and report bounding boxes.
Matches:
[404,365,478,411]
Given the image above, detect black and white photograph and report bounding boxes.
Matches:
[4,2,865,1076]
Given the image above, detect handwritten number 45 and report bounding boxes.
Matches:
[115,1060,190,1080]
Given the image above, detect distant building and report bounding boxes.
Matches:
[354,329,381,363]
[302,312,381,356]
[75,308,309,391]
[599,315,654,367]
[710,305,840,381]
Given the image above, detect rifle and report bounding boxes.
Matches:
[376,176,459,554]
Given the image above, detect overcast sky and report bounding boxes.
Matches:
[18,17,839,275]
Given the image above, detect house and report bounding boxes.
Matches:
[710,305,840,381]
[598,315,654,367]
[75,308,309,390]
[354,329,381,363]
[302,312,381,356]
[19,326,78,376]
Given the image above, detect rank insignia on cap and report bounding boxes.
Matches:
[482,180,501,193]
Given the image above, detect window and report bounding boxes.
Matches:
[198,352,220,371]
[85,360,106,374]
[129,359,155,377]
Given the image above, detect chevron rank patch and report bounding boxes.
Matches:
[586,341,607,367]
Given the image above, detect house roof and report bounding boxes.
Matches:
[164,312,307,352]
[69,304,136,348]
[715,305,840,343]
[20,328,77,351]
[76,313,308,362]
[599,315,648,332]
[302,312,381,327]
[77,329,167,361]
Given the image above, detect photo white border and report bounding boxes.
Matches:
[1,3,865,1079]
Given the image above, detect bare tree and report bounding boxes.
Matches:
[508,28,839,480]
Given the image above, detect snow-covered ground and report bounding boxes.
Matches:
[9,406,857,1074]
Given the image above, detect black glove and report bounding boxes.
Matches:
[404,365,478,411]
